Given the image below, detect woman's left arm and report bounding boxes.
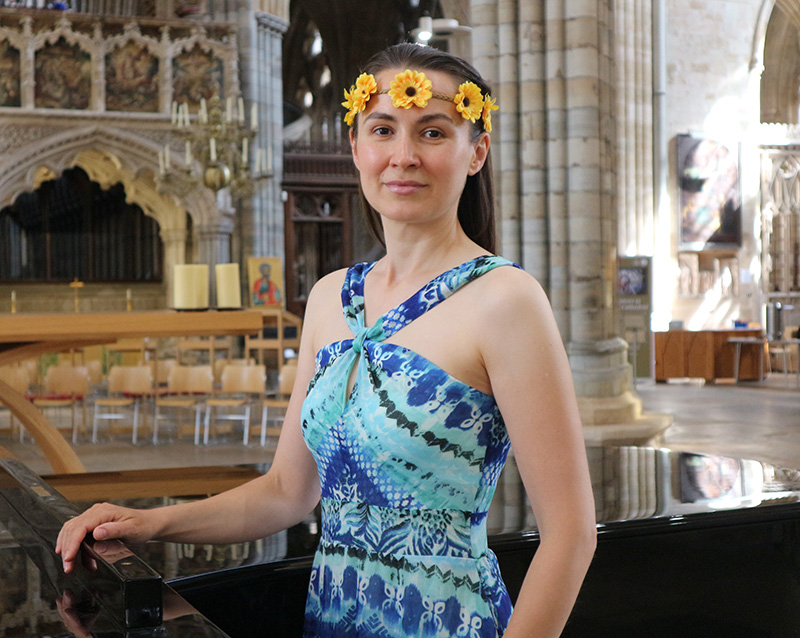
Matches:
[479,270,596,638]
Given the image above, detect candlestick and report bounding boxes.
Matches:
[215,263,242,309]
[69,278,84,313]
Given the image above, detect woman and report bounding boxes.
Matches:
[57,43,596,637]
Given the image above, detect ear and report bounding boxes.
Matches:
[468,132,490,176]
[349,128,359,171]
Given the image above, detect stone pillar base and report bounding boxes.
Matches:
[578,391,672,446]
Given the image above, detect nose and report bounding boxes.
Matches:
[389,133,420,168]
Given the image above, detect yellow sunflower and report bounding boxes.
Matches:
[342,87,358,126]
[481,95,499,132]
[454,82,484,123]
[341,73,378,126]
[354,73,378,100]
[388,70,433,109]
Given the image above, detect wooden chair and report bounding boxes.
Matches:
[92,365,154,444]
[152,365,213,445]
[151,358,177,387]
[85,359,104,386]
[213,357,253,384]
[30,364,91,444]
[257,359,296,447]
[177,336,232,365]
[203,364,266,445]
[244,309,302,372]
[769,325,799,373]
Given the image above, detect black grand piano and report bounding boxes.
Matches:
[2,445,800,637]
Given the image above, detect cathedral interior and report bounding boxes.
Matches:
[1,0,800,634]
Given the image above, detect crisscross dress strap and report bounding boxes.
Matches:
[341,255,518,342]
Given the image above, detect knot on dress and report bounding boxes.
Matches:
[350,317,386,353]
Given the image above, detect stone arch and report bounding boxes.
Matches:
[0,125,192,304]
[753,0,800,123]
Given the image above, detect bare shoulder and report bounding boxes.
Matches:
[468,264,552,325]
[304,268,348,315]
[303,266,352,352]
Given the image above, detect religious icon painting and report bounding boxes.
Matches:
[248,256,284,308]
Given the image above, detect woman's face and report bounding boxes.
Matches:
[350,67,489,233]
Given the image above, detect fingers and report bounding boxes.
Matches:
[55,503,146,573]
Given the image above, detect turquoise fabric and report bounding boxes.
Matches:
[301,255,519,637]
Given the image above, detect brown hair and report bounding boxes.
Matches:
[351,43,496,254]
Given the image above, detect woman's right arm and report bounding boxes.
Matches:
[56,276,339,573]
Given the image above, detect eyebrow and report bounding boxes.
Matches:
[363,111,456,126]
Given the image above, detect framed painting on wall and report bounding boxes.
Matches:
[247,257,284,308]
[677,133,742,250]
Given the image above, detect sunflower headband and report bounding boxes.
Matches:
[342,69,498,132]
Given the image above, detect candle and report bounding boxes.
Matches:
[10,290,15,313]
[215,263,242,309]
[210,138,217,162]
[164,144,171,169]
[185,140,192,165]
[173,264,209,310]
[181,103,189,127]
[226,97,232,123]
[238,97,245,123]
[242,137,248,164]
[158,150,164,175]
[251,103,258,130]
[254,147,261,174]
[200,98,208,124]
[171,101,177,125]
[126,288,132,301]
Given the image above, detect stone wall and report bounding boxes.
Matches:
[661,0,764,329]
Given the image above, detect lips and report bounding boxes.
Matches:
[384,180,426,195]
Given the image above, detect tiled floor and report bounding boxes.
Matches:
[2,373,799,476]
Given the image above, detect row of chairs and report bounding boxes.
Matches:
[1,360,295,447]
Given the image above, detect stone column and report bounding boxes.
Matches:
[562,0,669,444]
[234,1,288,267]
[616,0,654,256]
[159,227,187,308]
[473,0,670,445]
[194,191,235,306]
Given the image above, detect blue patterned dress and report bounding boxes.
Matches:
[301,255,519,638]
